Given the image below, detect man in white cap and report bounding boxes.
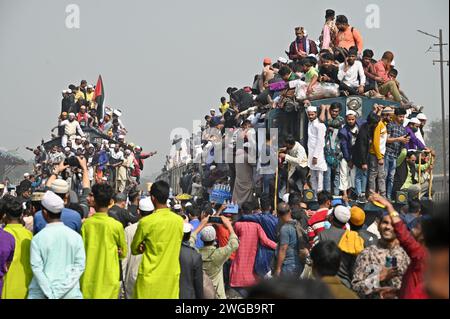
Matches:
[112,109,127,133]
[86,85,94,108]
[122,197,154,299]
[209,108,216,118]
[338,110,360,201]
[405,117,426,151]
[59,112,84,147]
[109,144,124,190]
[27,191,86,299]
[317,205,361,288]
[307,106,327,192]
[415,113,427,146]
[189,215,239,299]
[118,134,126,145]
[72,135,84,151]
[179,222,204,299]
[61,89,74,114]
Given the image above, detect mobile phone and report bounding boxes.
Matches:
[391,256,398,268]
[209,217,223,224]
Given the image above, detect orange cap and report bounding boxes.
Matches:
[263,57,272,65]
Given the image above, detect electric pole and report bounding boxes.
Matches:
[417,29,449,195]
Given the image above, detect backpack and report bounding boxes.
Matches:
[286,220,310,258]
[324,133,339,168]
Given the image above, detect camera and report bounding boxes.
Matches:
[209,216,223,224]
[64,156,81,168]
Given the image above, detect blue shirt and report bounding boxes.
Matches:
[240,212,278,241]
[239,212,279,277]
[34,208,82,235]
[28,222,85,299]
[189,219,204,248]
[278,223,301,269]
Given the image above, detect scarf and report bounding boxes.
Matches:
[295,36,310,55]
[338,230,364,255]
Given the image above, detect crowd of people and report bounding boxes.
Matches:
[19,79,156,198]
[166,9,434,206]
[0,9,447,300]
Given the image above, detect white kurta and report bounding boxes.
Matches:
[307,118,327,171]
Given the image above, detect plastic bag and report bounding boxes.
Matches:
[293,81,340,101]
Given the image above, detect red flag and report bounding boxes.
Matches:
[93,75,105,118]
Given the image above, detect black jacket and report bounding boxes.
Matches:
[179,242,204,299]
[352,122,370,169]
[108,205,139,228]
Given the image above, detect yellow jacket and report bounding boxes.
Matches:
[369,121,387,160]
[1,224,33,299]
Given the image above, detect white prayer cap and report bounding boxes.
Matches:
[102,177,108,181]
[416,113,427,120]
[69,112,75,117]
[183,223,193,233]
[210,165,216,171]
[346,110,357,117]
[81,137,87,141]
[62,89,67,93]
[24,173,30,178]
[185,202,192,207]
[278,57,288,64]
[282,193,290,203]
[118,135,125,139]
[89,144,94,148]
[200,226,216,242]
[306,106,318,113]
[174,204,182,210]
[87,84,94,89]
[333,205,351,224]
[125,149,131,154]
[75,136,81,140]
[110,144,116,148]
[102,139,108,144]
[80,105,86,109]
[67,89,72,94]
[113,109,122,117]
[64,147,71,151]
[139,197,155,212]
[50,179,69,195]
[135,145,141,150]
[41,191,65,214]
[210,108,216,112]
[409,117,421,125]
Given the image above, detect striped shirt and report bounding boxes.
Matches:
[307,208,329,246]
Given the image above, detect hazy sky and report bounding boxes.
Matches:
[1,0,448,178]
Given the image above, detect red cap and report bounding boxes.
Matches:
[263,57,272,65]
